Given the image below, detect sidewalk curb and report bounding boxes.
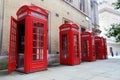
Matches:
[0,69,8,76]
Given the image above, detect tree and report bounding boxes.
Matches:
[106,24,120,42]
[106,0,120,42]
[112,0,120,9]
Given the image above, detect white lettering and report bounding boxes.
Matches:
[61,28,70,31]
[18,12,27,18]
[72,28,78,31]
[31,12,46,19]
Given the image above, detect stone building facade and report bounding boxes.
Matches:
[88,0,100,34]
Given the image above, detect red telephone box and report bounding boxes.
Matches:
[59,23,80,65]
[95,36,104,59]
[81,31,96,61]
[8,5,48,73]
[103,38,108,59]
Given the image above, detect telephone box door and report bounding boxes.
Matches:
[61,32,69,59]
[8,17,18,73]
[82,40,89,57]
[31,18,47,71]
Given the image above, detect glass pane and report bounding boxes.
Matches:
[62,34,68,59]
[37,48,40,53]
[33,41,37,47]
[40,23,44,28]
[33,35,37,40]
[34,22,37,27]
[38,35,41,40]
[41,42,44,47]
[95,43,99,55]
[33,55,37,60]
[36,54,40,60]
[74,35,78,58]
[38,22,40,27]
[38,28,40,34]
[33,28,37,33]
[39,42,44,47]
[41,36,44,41]
[33,48,37,54]
[37,35,40,40]
[40,48,44,60]
[83,40,88,57]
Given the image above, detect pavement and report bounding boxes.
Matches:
[0,58,120,80]
[0,56,7,63]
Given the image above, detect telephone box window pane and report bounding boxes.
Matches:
[95,43,99,55]
[14,28,16,34]
[33,28,37,33]
[83,40,88,57]
[38,42,40,47]
[38,22,40,27]
[38,28,40,33]
[33,55,37,60]
[40,49,44,60]
[33,41,37,47]
[34,22,37,27]
[40,24,44,34]
[74,35,78,58]
[41,42,44,47]
[33,48,37,54]
[32,48,44,60]
[33,35,37,40]
[41,36,44,41]
[38,36,40,40]
[12,28,16,34]
[36,54,40,60]
[37,48,40,53]
[36,36,39,40]
[41,28,44,34]
[62,34,68,59]
[41,24,44,27]
[38,22,44,28]
[39,42,44,47]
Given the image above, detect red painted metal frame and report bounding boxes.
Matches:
[95,36,104,59]
[8,5,48,73]
[81,31,96,61]
[8,17,18,73]
[59,23,80,65]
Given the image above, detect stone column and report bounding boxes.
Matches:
[0,0,4,56]
[88,0,92,31]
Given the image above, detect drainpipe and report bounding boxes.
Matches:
[0,0,4,56]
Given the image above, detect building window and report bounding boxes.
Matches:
[64,0,73,4]
[91,1,99,26]
[63,18,72,24]
[81,27,86,33]
[64,20,72,24]
[64,20,70,24]
[80,0,86,12]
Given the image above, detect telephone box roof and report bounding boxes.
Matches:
[59,22,79,30]
[17,5,48,16]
